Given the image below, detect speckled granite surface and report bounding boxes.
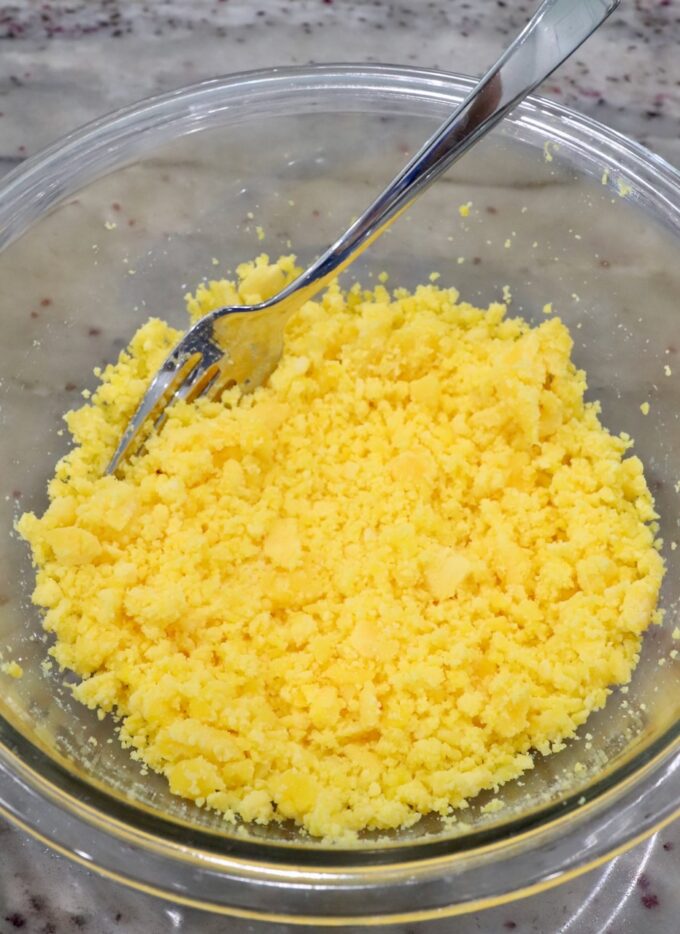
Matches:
[0,1,679,931]
[0,0,678,168]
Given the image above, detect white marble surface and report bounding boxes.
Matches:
[1,1,679,931]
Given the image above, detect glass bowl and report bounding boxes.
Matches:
[0,65,678,924]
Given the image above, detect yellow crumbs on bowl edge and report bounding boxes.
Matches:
[1,661,23,679]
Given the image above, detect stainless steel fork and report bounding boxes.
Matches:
[107,0,618,474]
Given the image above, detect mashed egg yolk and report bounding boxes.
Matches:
[17,255,664,840]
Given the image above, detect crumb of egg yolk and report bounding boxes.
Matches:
[17,254,664,841]
[616,178,633,198]
[2,661,23,679]
[543,141,559,163]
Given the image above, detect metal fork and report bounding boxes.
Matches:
[107,0,618,474]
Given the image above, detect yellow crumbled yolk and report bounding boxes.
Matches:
[17,255,664,840]
[1,661,23,679]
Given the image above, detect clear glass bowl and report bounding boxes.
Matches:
[0,65,679,924]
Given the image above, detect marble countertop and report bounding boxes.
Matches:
[0,0,678,169]
[1,1,679,931]
[1,816,678,933]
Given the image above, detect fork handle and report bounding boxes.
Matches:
[278,0,619,304]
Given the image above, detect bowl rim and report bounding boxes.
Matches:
[1,62,678,920]
[1,63,680,250]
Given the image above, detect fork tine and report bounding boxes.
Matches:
[107,314,228,475]
[173,359,222,407]
[106,349,203,475]
[200,369,238,404]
